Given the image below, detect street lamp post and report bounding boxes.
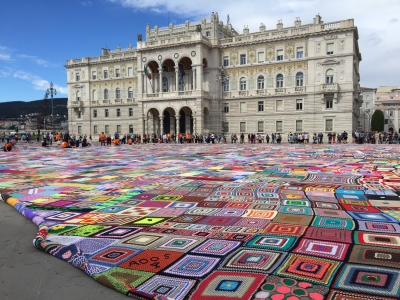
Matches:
[47,82,57,132]
[215,66,229,143]
[365,109,370,132]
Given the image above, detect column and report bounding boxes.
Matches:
[185,115,190,133]
[175,67,179,92]
[196,64,203,91]
[170,116,175,134]
[193,117,197,134]
[158,69,163,93]
[142,116,146,135]
[192,67,196,90]
[160,116,164,135]
[176,116,180,134]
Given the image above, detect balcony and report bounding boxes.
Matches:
[257,89,266,95]
[91,101,99,105]
[178,91,193,96]
[294,86,306,93]
[115,99,122,104]
[103,100,110,104]
[147,93,159,97]
[71,101,83,108]
[239,91,249,96]
[275,88,285,94]
[322,83,338,92]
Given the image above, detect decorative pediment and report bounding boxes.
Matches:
[321,59,339,66]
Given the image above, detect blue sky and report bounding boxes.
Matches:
[1,0,399,102]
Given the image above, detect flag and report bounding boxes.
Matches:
[144,66,151,80]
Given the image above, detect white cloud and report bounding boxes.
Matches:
[108,0,400,88]
[0,45,14,62]
[17,54,57,67]
[77,0,92,6]
[13,71,68,94]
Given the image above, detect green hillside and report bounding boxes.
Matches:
[0,98,68,119]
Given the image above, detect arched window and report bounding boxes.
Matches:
[257,75,265,89]
[115,88,120,99]
[240,77,247,90]
[296,72,304,86]
[276,74,284,87]
[326,69,334,84]
[76,90,81,101]
[128,87,133,98]
[92,89,98,101]
[162,77,169,92]
[223,79,230,92]
[104,89,108,100]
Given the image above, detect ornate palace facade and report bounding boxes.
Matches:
[66,13,362,138]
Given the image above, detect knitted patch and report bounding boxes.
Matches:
[245,234,297,251]
[191,239,241,256]
[163,254,220,278]
[312,216,355,230]
[349,245,400,268]
[292,238,350,260]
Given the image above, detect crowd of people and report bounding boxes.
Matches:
[2,129,400,152]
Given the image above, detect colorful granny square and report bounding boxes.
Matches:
[130,216,170,226]
[91,226,142,239]
[357,220,400,233]
[263,223,307,237]
[292,238,350,260]
[354,231,400,248]
[279,206,314,215]
[349,245,400,268]
[170,214,205,223]
[135,275,196,300]
[219,247,287,273]
[304,227,353,243]
[313,208,351,219]
[168,202,198,209]
[348,212,399,222]
[89,246,142,267]
[275,254,342,285]
[214,208,246,217]
[191,239,241,256]
[255,275,329,300]
[273,214,313,226]
[198,216,241,226]
[245,235,296,251]
[163,254,220,278]
[119,249,183,272]
[120,233,167,248]
[45,211,83,221]
[93,267,154,294]
[326,290,397,300]
[60,224,111,237]
[156,237,203,252]
[190,271,266,300]
[333,264,400,297]
[312,202,340,210]
[312,216,355,230]
[234,217,270,228]
[242,210,278,219]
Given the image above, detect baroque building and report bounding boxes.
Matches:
[66,12,362,138]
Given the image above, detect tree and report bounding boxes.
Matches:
[371,109,384,132]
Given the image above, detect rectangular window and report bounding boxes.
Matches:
[223,122,229,133]
[78,126,82,134]
[116,108,121,117]
[240,102,247,113]
[105,125,109,134]
[223,56,229,67]
[297,47,304,58]
[223,80,230,91]
[92,71,96,80]
[258,101,264,112]
[224,103,229,113]
[104,70,108,79]
[325,119,333,131]
[206,31,210,37]
[129,108,133,117]
[277,50,283,61]
[77,111,81,119]
[296,99,303,110]
[129,125,133,133]
[128,67,133,76]
[76,73,80,81]
[326,96,333,109]
[258,121,264,132]
[116,68,120,77]
[117,125,121,133]
[94,125,98,134]
[93,109,97,118]
[366,102,369,108]
[258,52,264,63]
[240,54,246,65]
[105,109,109,117]
[327,43,334,55]
[296,120,303,132]
[276,100,283,111]
[389,110,394,117]
[240,122,246,132]
[276,121,283,132]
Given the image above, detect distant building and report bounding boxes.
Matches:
[358,87,376,132]
[375,86,400,132]
[66,13,362,137]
